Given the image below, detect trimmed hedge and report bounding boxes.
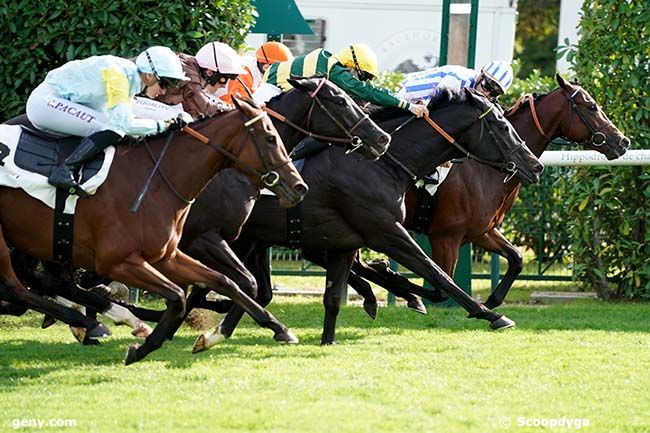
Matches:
[0,0,255,120]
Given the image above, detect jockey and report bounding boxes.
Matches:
[145,42,246,118]
[25,46,189,197]
[398,60,514,103]
[261,43,428,118]
[224,41,294,102]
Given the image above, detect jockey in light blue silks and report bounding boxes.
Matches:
[397,60,514,103]
[26,46,189,197]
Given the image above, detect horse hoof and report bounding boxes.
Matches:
[124,343,140,366]
[82,335,101,346]
[363,302,378,320]
[87,323,112,340]
[407,298,428,315]
[70,326,86,343]
[320,340,337,346]
[274,329,299,344]
[41,315,57,329]
[132,323,153,339]
[490,315,516,330]
[192,334,208,354]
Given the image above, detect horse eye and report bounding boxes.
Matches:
[337,99,345,106]
[266,136,276,145]
[589,104,597,111]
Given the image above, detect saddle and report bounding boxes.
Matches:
[6,114,104,181]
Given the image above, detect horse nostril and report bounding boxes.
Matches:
[294,183,309,196]
[621,136,631,148]
[535,163,545,174]
[377,134,391,146]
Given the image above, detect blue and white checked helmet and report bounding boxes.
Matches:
[480,61,513,93]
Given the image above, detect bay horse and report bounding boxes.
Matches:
[0,96,308,364]
[196,88,545,349]
[345,74,630,309]
[2,77,391,340]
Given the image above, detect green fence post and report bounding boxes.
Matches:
[439,0,451,66]
[490,252,500,291]
[467,0,480,68]
[387,259,398,306]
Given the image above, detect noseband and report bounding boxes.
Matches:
[263,78,373,154]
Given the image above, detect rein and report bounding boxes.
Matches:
[262,78,369,152]
[385,106,520,182]
[130,112,291,212]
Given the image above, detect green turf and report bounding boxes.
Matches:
[1,298,648,433]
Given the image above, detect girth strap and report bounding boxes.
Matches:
[286,203,303,249]
[53,190,74,264]
[410,187,437,234]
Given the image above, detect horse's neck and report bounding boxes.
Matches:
[267,94,309,152]
[381,114,464,181]
[511,90,567,157]
[160,112,244,202]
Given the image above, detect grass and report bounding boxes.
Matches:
[1,295,649,433]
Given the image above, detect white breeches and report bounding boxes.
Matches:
[26,83,108,137]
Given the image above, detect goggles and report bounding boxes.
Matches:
[206,72,239,86]
[158,77,182,89]
[480,75,504,98]
[358,70,375,82]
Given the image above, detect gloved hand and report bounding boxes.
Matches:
[164,116,187,132]
[408,102,429,118]
[177,111,194,125]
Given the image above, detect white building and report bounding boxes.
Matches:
[246,0,519,73]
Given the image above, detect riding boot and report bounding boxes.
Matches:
[289,137,331,161]
[48,130,121,197]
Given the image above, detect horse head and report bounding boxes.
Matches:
[457,88,544,185]
[230,96,308,207]
[556,74,630,160]
[280,77,391,160]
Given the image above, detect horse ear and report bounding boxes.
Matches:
[231,94,243,110]
[287,77,312,92]
[231,95,255,117]
[556,73,570,90]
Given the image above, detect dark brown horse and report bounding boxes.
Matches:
[196,88,545,350]
[345,74,630,309]
[0,97,307,364]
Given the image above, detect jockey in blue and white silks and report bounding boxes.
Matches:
[398,61,514,103]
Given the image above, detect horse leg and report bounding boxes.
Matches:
[181,231,261,342]
[0,237,108,339]
[352,257,428,314]
[101,253,187,365]
[0,299,29,316]
[40,261,152,338]
[321,250,356,345]
[473,229,523,309]
[148,250,296,355]
[303,249,379,319]
[214,246,273,340]
[366,224,514,329]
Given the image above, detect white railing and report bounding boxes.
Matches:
[539,149,650,166]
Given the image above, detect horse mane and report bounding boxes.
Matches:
[365,87,468,122]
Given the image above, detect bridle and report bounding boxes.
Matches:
[263,78,375,155]
[135,111,293,210]
[385,103,524,183]
[512,87,612,147]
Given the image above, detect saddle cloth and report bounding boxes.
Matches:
[0,125,115,214]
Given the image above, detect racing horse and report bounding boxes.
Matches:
[0,97,307,364]
[345,74,630,309]
[196,87,545,349]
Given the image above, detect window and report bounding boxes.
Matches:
[282,19,326,56]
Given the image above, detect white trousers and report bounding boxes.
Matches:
[26,83,108,137]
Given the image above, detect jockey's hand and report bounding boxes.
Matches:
[177,111,194,125]
[408,102,429,118]
[164,117,185,132]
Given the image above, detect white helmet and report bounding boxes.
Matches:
[195,42,246,74]
[135,46,188,81]
[480,60,514,93]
